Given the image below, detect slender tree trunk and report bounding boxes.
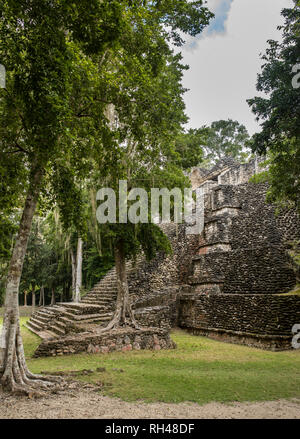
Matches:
[74,237,82,303]
[39,286,45,307]
[24,292,27,307]
[0,166,60,395]
[65,280,71,302]
[101,240,140,332]
[32,291,36,311]
[71,249,76,301]
[50,288,56,306]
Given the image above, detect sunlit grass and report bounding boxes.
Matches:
[1,317,298,405]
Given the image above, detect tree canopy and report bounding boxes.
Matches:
[248,0,300,212]
[0,0,214,394]
[202,119,251,165]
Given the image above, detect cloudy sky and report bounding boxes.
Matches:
[181,0,293,135]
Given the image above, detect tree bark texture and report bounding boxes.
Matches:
[100,240,140,332]
[74,237,82,303]
[0,167,60,395]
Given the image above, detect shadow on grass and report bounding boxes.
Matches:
[9,322,299,405]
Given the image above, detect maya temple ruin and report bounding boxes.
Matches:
[26,157,300,356]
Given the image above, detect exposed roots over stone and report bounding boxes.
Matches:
[98,302,142,334]
[0,322,65,398]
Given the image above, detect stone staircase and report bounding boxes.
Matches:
[188,183,241,296]
[25,261,143,340]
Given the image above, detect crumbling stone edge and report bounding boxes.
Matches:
[33,327,176,357]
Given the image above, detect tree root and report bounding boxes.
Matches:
[0,321,66,397]
[97,298,144,334]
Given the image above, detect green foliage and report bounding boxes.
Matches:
[250,141,300,213]
[287,240,300,284]
[82,238,115,291]
[0,0,214,302]
[202,119,251,164]
[248,1,300,212]
[174,128,207,169]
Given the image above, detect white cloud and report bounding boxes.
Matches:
[181,0,294,135]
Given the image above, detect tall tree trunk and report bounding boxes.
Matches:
[24,292,27,307]
[50,288,56,306]
[0,166,59,395]
[65,280,71,302]
[74,237,82,303]
[31,291,36,312]
[71,248,76,301]
[101,240,140,332]
[39,286,45,307]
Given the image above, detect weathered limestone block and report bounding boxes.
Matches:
[34,328,176,358]
[179,294,300,350]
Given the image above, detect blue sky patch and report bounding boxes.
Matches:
[206,0,234,36]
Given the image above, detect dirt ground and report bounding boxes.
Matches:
[0,384,300,419]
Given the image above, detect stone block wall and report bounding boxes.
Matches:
[34,328,176,357]
[179,294,300,350]
[222,246,295,294]
[177,158,300,350]
[192,181,299,295]
[191,246,295,294]
[128,224,199,304]
[218,157,266,186]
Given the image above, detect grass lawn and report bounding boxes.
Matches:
[0,307,33,317]
[1,317,300,405]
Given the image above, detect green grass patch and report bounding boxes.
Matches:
[0,306,33,317]
[1,318,300,405]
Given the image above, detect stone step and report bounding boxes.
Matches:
[82,297,115,303]
[30,316,49,328]
[48,324,66,336]
[59,316,78,325]
[33,313,57,323]
[61,302,106,312]
[68,312,113,322]
[59,310,81,319]
[35,309,56,318]
[31,314,50,325]
[88,293,115,298]
[88,289,117,294]
[90,287,116,292]
[81,301,115,308]
[91,286,117,292]
[75,315,112,324]
[78,303,109,310]
[25,320,44,333]
[60,303,83,311]
[81,304,114,309]
[50,304,67,312]
[55,320,67,330]
[84,298,116,304]
[85,291,117,297]
[25,323,58,340]
[39,330,59,340]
